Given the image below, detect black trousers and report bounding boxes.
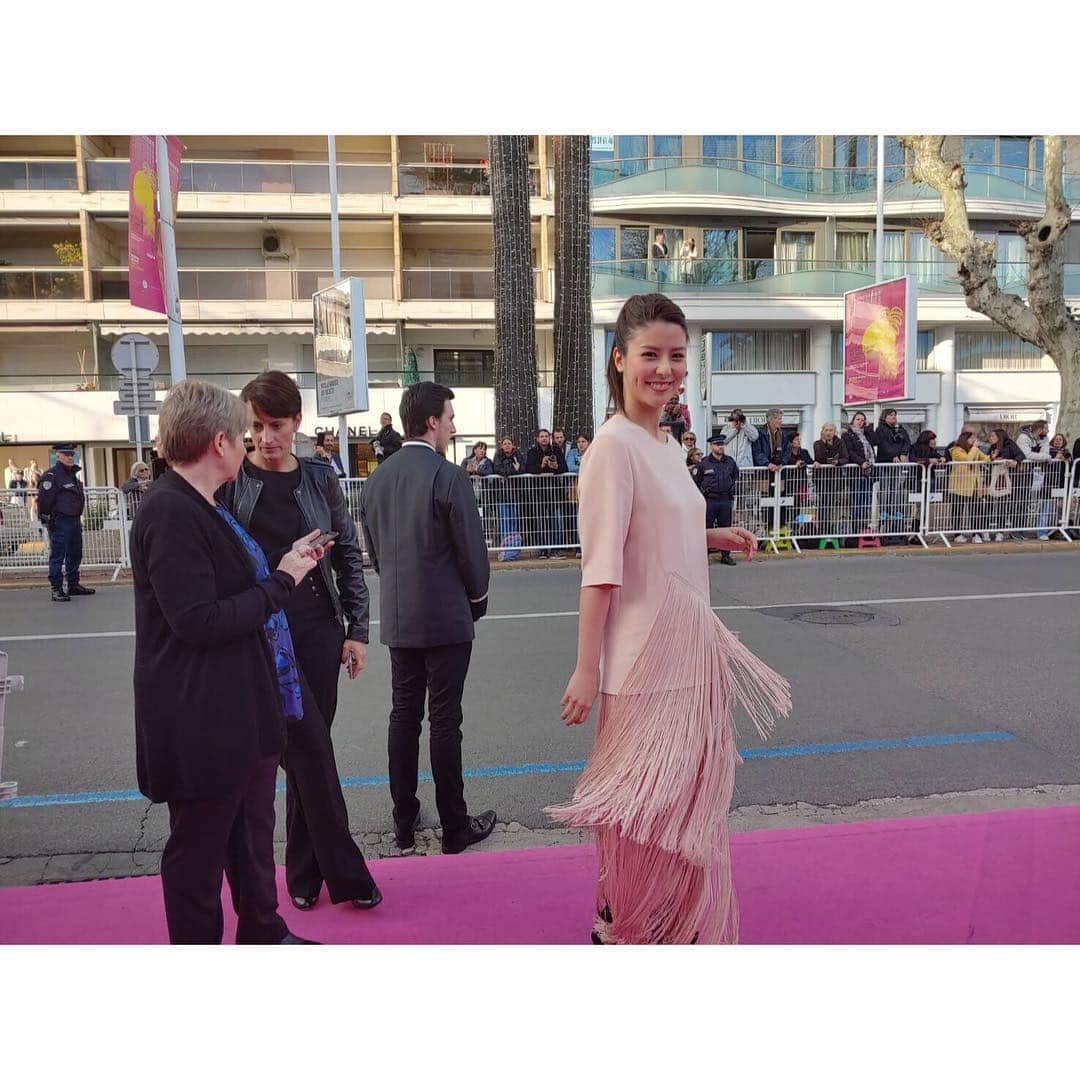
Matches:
[705,495,733,553]
[162,753,288,945]
[283,607,376,903]
[388,641,473,837]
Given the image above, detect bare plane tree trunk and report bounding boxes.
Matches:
[490,135,538,449]
[552,135,594,439]
[900,135,1079,436]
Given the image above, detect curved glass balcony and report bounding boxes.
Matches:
[590,157,1080,205]
[591,259,1080,300]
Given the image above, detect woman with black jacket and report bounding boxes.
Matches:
[813,422,849,538]
[842,411,876,537]
[782,432,813,533]
[217,371,381,913]
[131,379,323,945]
[987,428,1025,539]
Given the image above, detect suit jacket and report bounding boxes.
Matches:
[130,468,292,803]
[360,443,490,648]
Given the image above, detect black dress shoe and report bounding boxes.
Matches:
[351,884,383,910]
[279,931,319,944]
[51,588,70,602]
[66,584,96,596]
[719,553,736,566]
[394,809,421,855]
[291,894,319,911]
[441,809,497,854]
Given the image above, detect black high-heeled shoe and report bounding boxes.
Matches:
[291,894,319,911]
[351,885,383,910]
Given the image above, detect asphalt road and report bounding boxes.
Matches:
[1,550,1078,886]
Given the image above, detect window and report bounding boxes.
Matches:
[712,330,810,373]
[833,136,907,187]
[836,231,871,271]
[743,136,777,181]
[955,331,1050,371]
[962,136,1043,185]
[780,136,816,191]
[831,329,935,371]
[962,137,995,176]
[620,226,649,278]
[777,230,815,272]
[616,135,647,177]
[702,228,738,285]
[434,349,494,387]
[590,227,615,265]
[909,232,945,287]
[651,136,683,167]
[703,135,737,166]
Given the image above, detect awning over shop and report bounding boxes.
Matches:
[965,406,1049,423]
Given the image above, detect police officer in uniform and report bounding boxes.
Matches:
[37,443,95,602]
[694,433,740,566]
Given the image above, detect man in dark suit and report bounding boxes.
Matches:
[360,382,496,856]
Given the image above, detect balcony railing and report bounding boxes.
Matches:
[0,371,321,393]
[402,268,541,301]
[590,156,1080,205]
[591,259,1080,299]
[0,269,83,300]
[84,159,393,195]
[0,158,79,191]
[398,164,541,197]
[88,267,395,303]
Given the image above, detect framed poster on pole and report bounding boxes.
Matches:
[843,275,918,406]
[313,277,369,417]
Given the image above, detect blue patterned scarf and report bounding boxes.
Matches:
[215,504,304,722]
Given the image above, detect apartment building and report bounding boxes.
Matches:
[0,133,1075,486]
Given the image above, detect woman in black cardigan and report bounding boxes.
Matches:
[131,380,324,945]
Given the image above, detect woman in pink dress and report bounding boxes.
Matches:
[548,294,790,944]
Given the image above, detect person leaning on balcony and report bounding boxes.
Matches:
[946,431,991,542]
[651,231,669,283]
[131,379,323,945]
[720,409,759,470]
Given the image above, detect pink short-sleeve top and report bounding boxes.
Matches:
[578,413,710,694]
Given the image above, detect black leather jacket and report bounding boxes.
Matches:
[217,457,370,643]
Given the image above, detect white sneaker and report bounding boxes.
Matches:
[994,532,1005,542]
[1037,533,1050,541]
[982,533,992,543]
[955,534,969,544]
[972,534,984,544]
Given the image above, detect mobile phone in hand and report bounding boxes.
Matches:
[314,531,339,547]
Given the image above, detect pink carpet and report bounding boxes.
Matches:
[2,807,1078,944]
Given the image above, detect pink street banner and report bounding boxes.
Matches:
[843,276,918,406]
[128,136,183,315]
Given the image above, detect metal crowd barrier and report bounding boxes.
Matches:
[2,462,1078,580]
[925,460,1074,545]
[0,487,129,578]
[772,462,927,550]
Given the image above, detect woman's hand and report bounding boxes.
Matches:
[707,526,757,560]
[341,640,367,680]
[561,666,599,726]
[291,527,334,561]
[277,546,319,586]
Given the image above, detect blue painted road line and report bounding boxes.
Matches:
[0,731,1015,809]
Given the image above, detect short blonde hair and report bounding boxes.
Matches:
[820,422,837,439]
[158,380,249,466]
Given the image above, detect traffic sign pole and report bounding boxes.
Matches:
[131,337,143,460]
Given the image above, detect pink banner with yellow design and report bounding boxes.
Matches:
[843,276,918,406]
[127,136,183,315]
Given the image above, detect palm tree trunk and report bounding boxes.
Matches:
[490,135,538,449]
[553,135,594,439]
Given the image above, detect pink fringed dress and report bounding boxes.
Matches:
[548,414,790,944]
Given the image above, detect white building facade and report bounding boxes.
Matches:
[0,133,1076,485]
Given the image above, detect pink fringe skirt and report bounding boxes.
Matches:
[548,574,791,944]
